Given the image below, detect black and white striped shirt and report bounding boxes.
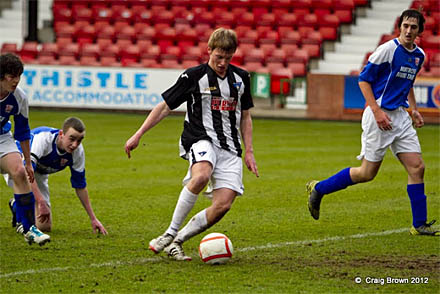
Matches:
[162,63,253,158]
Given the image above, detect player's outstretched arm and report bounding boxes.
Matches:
[240,110,259,177]
[125,101,171,158]
[31,180,51,223]
[19,140,34,183]
[75,187,108,235]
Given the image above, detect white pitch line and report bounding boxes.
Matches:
[0,227,409,278]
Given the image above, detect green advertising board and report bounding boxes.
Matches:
[251,72,270,99]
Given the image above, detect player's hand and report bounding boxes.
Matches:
[37,201,51,223]
[91,219,108,235]
[244,150,259,177]
[124,134,141,158]
[373,109,392,131]
[24,162,34,183]
[412,110,424,128]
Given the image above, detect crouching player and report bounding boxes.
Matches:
[5,117,108,235]
[1,53,50,245]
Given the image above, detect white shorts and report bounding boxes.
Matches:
[0,132,20,174]
[182,140,244,196]
[3,172,52,207]
[357,106,421,162]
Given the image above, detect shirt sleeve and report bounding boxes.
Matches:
[70,145,86,188]
[359,41,393,84]
[240,72,254,110]
[13,89,31,142]
[161,71,194,110]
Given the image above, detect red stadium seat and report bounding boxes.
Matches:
[181,60,199,68]
[287,62,306,77]
[72,7,92,22]
[80,43,100,58]
[140,57,162,68]
[319,27,338,41]
[38,55,59,65]
[266,48,287,64]
[79,56,100,66]
[243,48,265,64]
[112,8,134,24]
[92,7,113,23]
[280,44,299,59]
[140,45,160,60]
[59,43,80,59]
[236,12,255,27]
[53,7,72,23]
[292,0,311,9]
[20,42,39,61]
[40,43,58,58]
[75,24,96,45]
[132,8,153,24]
[1,43,18,54]
[241,29,259,45]
[161,59,182,69]
[100,44,120,58]
[56,24,75,38]
[286,48,309,64]
[277,13,298,27]
[58,55,78,66]
[279,30,301,45]
[271,0,292,10]
[302,44,321,58]
[100,56,121,67]
[334,9,353,24]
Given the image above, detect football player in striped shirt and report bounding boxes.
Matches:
[125,28,259,260]
[1,53,50,245]
[307,9,439,236]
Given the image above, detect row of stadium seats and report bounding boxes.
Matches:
[53,0,368,11]
[0,41,309,76]
[53,5,355,27]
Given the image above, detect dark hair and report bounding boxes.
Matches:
[0,53,24,79]
[398,9,425,33]
[63,117,86,133]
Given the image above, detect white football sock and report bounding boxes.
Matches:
[174,209,208,243]
[165,186,198,237]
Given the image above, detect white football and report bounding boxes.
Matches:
[199,233,233,265]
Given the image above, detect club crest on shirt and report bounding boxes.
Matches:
[415,58,420,66]
[4,105,13,113]
[60,158,68,166]
[233,82,242,90]
[211,96,237,111]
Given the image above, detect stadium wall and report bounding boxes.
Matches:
[307,73,440,124]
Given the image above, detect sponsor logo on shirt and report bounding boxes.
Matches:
[4,105,13,113]
[204,86,217,91]
[198,151,207,157]
[211,96,237,111]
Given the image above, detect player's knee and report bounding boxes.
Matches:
[409,161,425,179]
[9,165,27,183]
[190,174,210,190]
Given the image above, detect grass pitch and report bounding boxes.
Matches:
[1,109,439,293]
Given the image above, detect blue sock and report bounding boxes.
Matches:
[407,183,427,228]
[14,193,36,233]
[315,167,355,195]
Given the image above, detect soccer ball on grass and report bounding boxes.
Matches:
[199,233,233,265]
